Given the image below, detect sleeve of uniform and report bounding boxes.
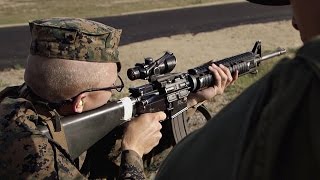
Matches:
[119,150,146,180]
[0,116,86,179]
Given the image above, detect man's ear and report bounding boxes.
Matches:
[73,93,87,113]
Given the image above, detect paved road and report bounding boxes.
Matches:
[0,2,291,70]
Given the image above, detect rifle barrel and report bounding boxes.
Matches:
[260,48,287,61]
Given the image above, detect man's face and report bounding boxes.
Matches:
[290,0,320,43]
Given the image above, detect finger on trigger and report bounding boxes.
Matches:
[157,111,167,121]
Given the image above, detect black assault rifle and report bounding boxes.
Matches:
[38,41,286,160]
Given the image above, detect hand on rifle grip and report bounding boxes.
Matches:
[122,111,166,158]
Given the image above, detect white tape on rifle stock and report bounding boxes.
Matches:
[120,97,133,121]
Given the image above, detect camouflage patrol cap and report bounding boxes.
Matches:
[29,17,122,71]
[247,0,290,5]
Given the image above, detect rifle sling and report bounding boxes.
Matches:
[172,100,210,143]
[40,113,69,153]
[172,110,188,143]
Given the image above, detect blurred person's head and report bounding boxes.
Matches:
[24,17,123,114]
[247,0,320,43]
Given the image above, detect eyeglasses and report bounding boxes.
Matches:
[78,75,124,94]
[47,75,124,109]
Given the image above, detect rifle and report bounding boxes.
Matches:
[38,41,286,160]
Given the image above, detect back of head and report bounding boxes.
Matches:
[246,0,290,5]
[24,17,122,102]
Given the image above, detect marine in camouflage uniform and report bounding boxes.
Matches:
[0,17,145,179]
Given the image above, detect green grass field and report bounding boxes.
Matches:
[0,0,233,25]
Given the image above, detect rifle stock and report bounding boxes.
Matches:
[38,98,137,159]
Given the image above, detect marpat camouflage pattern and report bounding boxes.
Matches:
[0,85,146,179]
[29,17,122,63]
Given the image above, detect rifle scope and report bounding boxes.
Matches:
[127,51,177,81]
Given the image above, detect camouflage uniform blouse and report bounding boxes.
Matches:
[0,85,145,179]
